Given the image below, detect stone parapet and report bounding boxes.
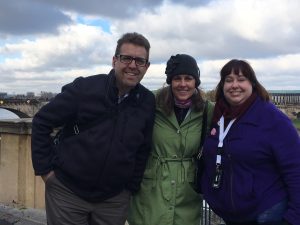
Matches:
[0,119,45,209]
[0,118,32,134]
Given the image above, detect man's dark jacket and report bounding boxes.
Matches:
[31,70,155,202]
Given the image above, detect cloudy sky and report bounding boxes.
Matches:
[1,0,300,95]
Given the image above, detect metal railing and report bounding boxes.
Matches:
[201,200,225,225]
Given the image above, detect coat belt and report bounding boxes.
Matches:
[149,154,195,201]
[150,154,194,182]
[151,154,194,163]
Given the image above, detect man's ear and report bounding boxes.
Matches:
[112,56,117,68]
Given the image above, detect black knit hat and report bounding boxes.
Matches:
[165,54,201,87]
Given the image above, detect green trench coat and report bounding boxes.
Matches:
[128,101,214,225]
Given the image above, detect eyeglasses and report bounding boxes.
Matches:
[116,54,148,67]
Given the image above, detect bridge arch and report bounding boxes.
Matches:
[0,107,30,119]
[0,98,43,117]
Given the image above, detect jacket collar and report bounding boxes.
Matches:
[107,69,142,105]
[236,97,264,126]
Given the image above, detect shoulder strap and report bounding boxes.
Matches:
[197,100,208,159]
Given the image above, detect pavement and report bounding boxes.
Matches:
[0,203,129,225]
[0,203,46,225]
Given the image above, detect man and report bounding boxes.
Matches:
[31,32,155,225]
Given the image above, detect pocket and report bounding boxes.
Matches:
[139,157,158,194]
[140,168,155,192]
[143,156,158,179]
[231,170,255,205]
[110,189,131,203]
[56,128,104,183]
[143,167,154,179]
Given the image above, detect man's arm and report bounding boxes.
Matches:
[127,92,155,193]
[31,78,81,176]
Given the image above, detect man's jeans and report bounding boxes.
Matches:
[257,199,287,224]
[225,199,287,225]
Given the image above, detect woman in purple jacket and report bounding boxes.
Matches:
[201,59,300,225]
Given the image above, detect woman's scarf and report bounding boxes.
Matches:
[174,97,193,109]
[212,92,257,126]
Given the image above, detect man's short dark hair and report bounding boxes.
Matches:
[115,32,150,59]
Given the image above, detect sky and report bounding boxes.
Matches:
[0,0,300,95]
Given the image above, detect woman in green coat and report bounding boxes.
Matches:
[128,54,214,225]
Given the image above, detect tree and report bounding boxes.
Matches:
[205,89,216,102]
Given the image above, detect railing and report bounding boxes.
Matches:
[201,201,224,225]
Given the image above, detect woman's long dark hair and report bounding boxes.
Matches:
[156,86,205,116]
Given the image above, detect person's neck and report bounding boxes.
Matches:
[116,83,132,97]
[118,89,130,97]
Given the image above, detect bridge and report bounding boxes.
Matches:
[0,98,47,118]
[0,90,300,119]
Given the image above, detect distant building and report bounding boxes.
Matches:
[0,92,8,99]
[26,92,35,98]
[39,91,57,101]
[269,90,300,105]
[14,94,26,99]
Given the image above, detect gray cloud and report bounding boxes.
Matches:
[0,0,167,36]
[0,0,72,35]
[31,0,163,18]
[171,0,211,6]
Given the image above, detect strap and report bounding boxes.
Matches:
[197,100,208,159]
[200,100,208,147]
[53,112,110,145]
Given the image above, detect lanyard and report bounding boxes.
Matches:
[212,116,236,188]
[216,116,236,163]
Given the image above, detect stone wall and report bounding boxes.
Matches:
[0,119,45,209]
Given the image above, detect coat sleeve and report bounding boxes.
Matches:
[31,77,82,175]
[271,111,300,224]
[126,92,155,193]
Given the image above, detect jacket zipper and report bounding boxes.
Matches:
[93,107,119,191]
